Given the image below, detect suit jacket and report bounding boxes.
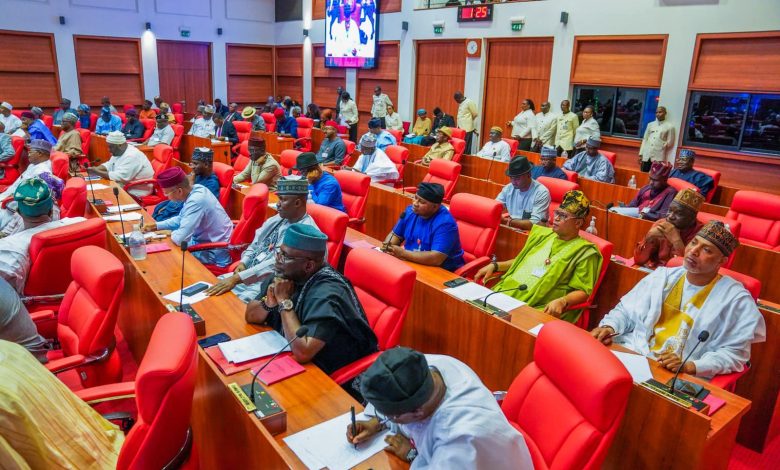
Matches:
[216,120,239,145]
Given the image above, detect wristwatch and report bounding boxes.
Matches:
[279,298,294,311]
[406,448,418,462]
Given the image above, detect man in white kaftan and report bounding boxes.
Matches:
[351,134,399,183]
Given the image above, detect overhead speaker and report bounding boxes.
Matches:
[59,16,66,25]
[402,21,409,31]
[560,12,569,25]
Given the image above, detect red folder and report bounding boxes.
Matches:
[703,394,726,416]
[252,355,306,385]
[146,243,171,254]
[204,345,277,376]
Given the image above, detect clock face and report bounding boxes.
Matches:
[467,40,479,55]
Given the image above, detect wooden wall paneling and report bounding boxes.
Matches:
[356,41,399,133]
[414,40,466,124]
[274,45,303,101]
[0,30,61,108]
[74,36,144,107]
[689,32,780,93]
[311,44,346,109]
[482,38,554,146]
[570,35,668,88]
[312,0,326,20]
[226,44,274,107]
[157,40,213,113]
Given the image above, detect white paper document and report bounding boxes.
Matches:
[89,183,111,190]
[444,282,526,312]
[284,411,391,470]
[528,323,544,336]
[217,330,290,364]
[612,350,653,383]
[106,203,142,213]
[143,232,167,240]
[103,212,143,222]
[162,282,213,306]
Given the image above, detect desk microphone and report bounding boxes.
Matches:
[82,162,102,204]
[483,284,527,307]
[179,240,189,309]
[400,158,407,195]
[592,200,615,240]
[668,330,709,395]
[112,187,128,245]
[249,326,309,405]
[485,150,497,182]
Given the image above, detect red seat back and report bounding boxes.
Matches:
[342,140,356,167]
[171,103,184,113]
[562,168,579,183]
[231,183,269,246]
[449,193,502,262]
[212,162,235,209]
[151,144,174,175]
[233,155,250,173]
[333,170,371,222]
[666,257,760,300]
[344,248,416,350]
[450,127,466,140]
[450,137,466,162]
[387,128,403,143]
[170,125,184,151]
[538,176,580,219]
[306,203,348,267]
[384,145,408,184]
[279,149,302,175]
[233,120,252,144]
[423,159,461,202]
[502,320,632,470]
[173,113,184,125]
[61,177,87,218]
[89,113,98,131]
[576,230,613,329]
[117,313,197,470]
[599,150,617,166]
[261,113,276,133]
[726,190,780,249]
[296,117,314,139]
[42,115,54,131]
[76,128,91,155]
[114,112,126,125]
[0,137,25,185]
[50,151,70,180]
[236,140,250,159]
[139,119,155,141]
[694,166,721,202]
[668,177,698,194]
[502,137,519,158]
[25,218,107,298]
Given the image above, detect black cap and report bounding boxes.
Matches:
[360,347,434,416]
[417,182,444,204]
[294,152,319,171]
[505,156,533,177]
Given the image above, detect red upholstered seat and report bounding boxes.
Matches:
[279,149,302,176]
[342,140,356,167]
[307,203,348,267]
[114,113,126,125]
[0,136,25,187]
[694,166,721,202]
[387,128,403,144]
[450,137,466,163]
[599,150,617,166]
[378,145,408,186]
[174,113,184,126]
[571,231,613,329]
[233,154,250,173]
[40,246,124,389]
[668,177,699,193]
[404,159,461,203]
[333,170,370,231]
[76,312,198,470]
[171,102,183,114]
[561,168,579,183]
[76,128,91,157]
[538,176,580,220]
[61,177,87,218]
[449,193,502,278]
[330,248,416,384]
[50,151,70,180]
[124,144,173,207]
[450,127,467,140]
[502,138,519,158]
[261,113,276,133]
[501,320,632,470]
[295,117,314,151]
[190,183,269,275]
[726,190,780,250]
[170,124,184,160]
[213,162,235,210]
[232,121,252,154]
[235,140,250,159]
[42,115,54,131]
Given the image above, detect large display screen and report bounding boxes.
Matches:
[324,0,379,69]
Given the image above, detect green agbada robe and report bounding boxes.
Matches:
[494,225,602,323]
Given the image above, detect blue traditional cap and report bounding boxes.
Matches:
[283,223,327,253]
[416,109,426,116]
[368,117,382,128]
[28,139,52,153]
[192,147,214,163]
[30,107,43,117]
[78,104,90,112]
[679,149,696,159]
[62,112,78,123]
[14,177,53,217]
[359,133,377,148]
[586,136,601,148]
[101,106,112,115]
[540,145,557,158]
[276,176,310,195]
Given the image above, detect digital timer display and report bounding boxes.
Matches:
[457,5,494,23]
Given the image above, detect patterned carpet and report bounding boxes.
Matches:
[729,394,780,469]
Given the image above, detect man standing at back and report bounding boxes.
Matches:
[555,100,579,157]
[639,106,676,173]
[371,86,393,129]
[454,91,478,153]
[533,101,557,151]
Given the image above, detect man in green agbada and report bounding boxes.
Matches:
[474,190,602,323]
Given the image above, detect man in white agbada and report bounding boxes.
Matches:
[593,221,766,378]
[0,178,85,292]
[351,133,399,183]
[0,139,56,232]
[87,131,154,197]
[204,177,320,303]
[477,126,512,162]
[349,348,533,469]
[0,102,22,135]
[188,105,216,138]
[638,105,676,173]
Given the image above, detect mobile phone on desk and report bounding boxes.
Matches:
[444,278,468,288]
[181,282,210,297]
[198,332,231,349]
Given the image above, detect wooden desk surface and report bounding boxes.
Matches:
[87,182,404,469]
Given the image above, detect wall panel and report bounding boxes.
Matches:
[311,44,345,111]
[274,45,303,101]
[226,44,274,107]
[74,36,144,107]
[0,30,60,108]
[689,32,780,93]
[357,41,399,133]
[414,40,466,124]
[570,35,667,88]
[157,40,212,113]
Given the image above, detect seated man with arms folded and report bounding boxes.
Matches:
[315,123,347,165]
[145,114,175,146]
[593,221,766,378]
[562,136,615,183]
[421,127,455,166]
[296,152,347,213]
[670,149,714,199]
[153,147,220,221]
[143,166,233,268]
[233,136,280,190]
[530,145,567,180]
[496,156,551,230]
[52,112,83,174]
[383,182,465,272]
[87,131,154,198]
[634,188,704,268]
[121,109,145,140]
[610,161,676,221]
[350,133,399,183]
[206,177,319,302]
[476,126,512,162]
[349,347,532,469]
[245,224,378,376]
[475,190,602,323]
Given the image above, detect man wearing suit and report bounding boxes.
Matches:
[212,113,239,147]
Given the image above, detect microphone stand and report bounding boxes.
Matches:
[668,331,709,397]
[485,151,497,182]
[112,187,128,246]
[483,284,527,307]
[179,240,189,310]
[82,163,102,204]
[248,326,309,406]
[400,158,407,196]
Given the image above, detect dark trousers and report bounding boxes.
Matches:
[378,117,386,129]
[348,123,358,143]
[517,137,533,151]
[640,160,652,173]
[464,131,474,154]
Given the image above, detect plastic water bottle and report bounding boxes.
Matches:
[128,224,147,260]
[561,149,568,159]
[586,217,598,235]
[628,175,637,189]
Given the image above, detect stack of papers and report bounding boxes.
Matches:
[218,331,290,363]
[102,212,143,222]
[162,282,213,305]
[106,203,142,213]
[612,350,653,383]
[444,282,526,312]
[284,411,391,470]
[89,183,111,190]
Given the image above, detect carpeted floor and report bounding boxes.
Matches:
[729,393,780,469]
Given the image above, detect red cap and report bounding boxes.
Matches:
[157,167,187,189]
[274,108,286,118]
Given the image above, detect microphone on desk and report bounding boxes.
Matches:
[249,326,309,405]
[178,240,189,309]
[82,162,101,204]
[668,330,710,395]
[484,150,497,182]
[112,187,128,245]
[591,200,615,241]
[483,284,527,307]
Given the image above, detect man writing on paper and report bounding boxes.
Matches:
[87,131,154,198]
[348,347,532,469]
[206,177,320,302]
[245,224,377,376]
[475,190,602,323]
[496,156,551,230]
[634,188,704,268]
[593,221,766,378]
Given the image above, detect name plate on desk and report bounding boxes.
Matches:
[465,299,511,318]
[165,303,206,336]
[640,379,709,413]
[235,382,287,435]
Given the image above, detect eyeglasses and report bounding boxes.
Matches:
[275,249,312,263]
[553,210,580,221]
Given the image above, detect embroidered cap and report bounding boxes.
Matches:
[673,188,704,212]
[540,145,557,159]
[282,223,327,253]
[192,147,214,163]
[697,220,738,256]
[560,190,590,218]
[649,161,672,180]
[276,176,310,195]
[14,177,53,217]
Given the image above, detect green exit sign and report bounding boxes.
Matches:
[511,22,522,32]
[180,30,191,38]
[433,25,444,35]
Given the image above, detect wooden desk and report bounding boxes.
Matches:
[87,134,110,164]
[86,182,403,469]
[179,135,231,164]
[255,131,295,155]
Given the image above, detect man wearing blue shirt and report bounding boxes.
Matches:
[274,108,298,139]
[295,152,346,213]
[52,98,77,126]
[19,112,57,145]
[531,145,568,180]
[94,107,122,135]
[143,166,233,267]
[152,147,220,221]
[383,182,465,272]
[365,117,397,150]
[669,149,714,199]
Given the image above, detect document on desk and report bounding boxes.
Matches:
[106,203,142,213]
[284,411,391,470]
[218,330,290,364]
[162,282,213,306]
[612,350,653,383]
[89,183,112,190]
[444,282,526,311]
[102,212,143,222]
